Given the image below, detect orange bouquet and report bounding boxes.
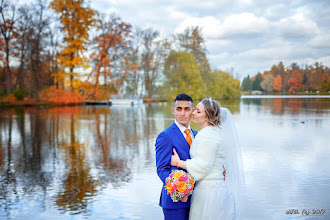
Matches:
[165,170,195,202]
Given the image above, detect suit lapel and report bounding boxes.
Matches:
[192,129,198,137]
[171,123,190,149]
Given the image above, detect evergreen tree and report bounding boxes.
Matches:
[241,75,252,91]
[252,73,263,91]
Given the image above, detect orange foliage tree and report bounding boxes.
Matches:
[320,68,330,91]
[288,69,303,93]
[49,0,97,90]
[273,74,282,92]
[79,81,116,100]
[243,61,329,93]
[307,62,330,91]
[89,15,137,98]
[39,86,84,104]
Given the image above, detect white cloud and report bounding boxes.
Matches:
[235,46,292,61]
[209,52,230,61]
[277,14,319,38]
[166,7,187,20]
[264,4,287,19]
[219,13,269,38]
[174,16,222,39]
[98,0,154,4]
[175,13,269,39]
[237,0,254,6]
[206,39,232,51]
[89,0,330,77]
[309,34,330,48]
[318,56,330,67]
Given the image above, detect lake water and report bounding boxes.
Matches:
[1,96,330,220]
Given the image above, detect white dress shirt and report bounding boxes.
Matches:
[174,120,195,141]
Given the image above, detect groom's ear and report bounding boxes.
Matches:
[172,107,175,115]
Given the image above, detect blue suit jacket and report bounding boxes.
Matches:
[155,122,198,209]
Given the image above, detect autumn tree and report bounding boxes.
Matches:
[0,0,18,95]
[273,74,282,92]
[176,26,210,75]
[136,28,171,97]
[320,66,330,91]
[270,65,279,77]
[14,4,30,91]
[27,1,51,98]
[125,42,141,95]
[89,14,134,99]
[163,50,206,100]
[288,69,303,93]
[308,62,324,91]
[260,74,274,92]
[0,37,3,94]
[248,62,329,93]
[277,62,285,85]
[47,9,61,89]
[49,0,97,90]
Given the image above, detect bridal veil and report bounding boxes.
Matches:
[220,107,245,211]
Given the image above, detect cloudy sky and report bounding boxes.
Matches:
[91,0,330,79]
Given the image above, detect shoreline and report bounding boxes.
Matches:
[0,97,168,108]
[241,94,330,99]
[1,94,329,108]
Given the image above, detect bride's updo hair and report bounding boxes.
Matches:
[201,98,221,126]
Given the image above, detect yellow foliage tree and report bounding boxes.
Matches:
[49,0,97,90]
[164,51,206,100]
[205,70,241,99]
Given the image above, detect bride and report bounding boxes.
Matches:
[171,98,244,220]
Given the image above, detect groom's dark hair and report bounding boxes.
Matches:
[174,93,193,103]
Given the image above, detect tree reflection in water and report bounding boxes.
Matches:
[54,112,98,214]
[0,99,330,219]
[1,98,330,219]
[241,97,330,116]
[0,105,151,216]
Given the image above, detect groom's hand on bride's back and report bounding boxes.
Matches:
[179,196,188,202]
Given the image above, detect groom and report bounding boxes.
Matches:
[155,93,197,220]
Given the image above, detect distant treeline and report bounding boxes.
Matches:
[0,0,240,104]
[241,62,330,93]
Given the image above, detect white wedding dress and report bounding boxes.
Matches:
[186,126,236,220]
[185,108,244,220]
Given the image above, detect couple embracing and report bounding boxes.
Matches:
[155,93,244,220]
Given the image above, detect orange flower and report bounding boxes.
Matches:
[166,183,173,194]
[177,181,187,193]
[190,182,194,189]
[173,172,183,179]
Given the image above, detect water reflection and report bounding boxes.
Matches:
[0,97,330,219]
[238,97,330,220]
[54,112,98,214]
[0,106,153,217]
[242,97,330,115]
